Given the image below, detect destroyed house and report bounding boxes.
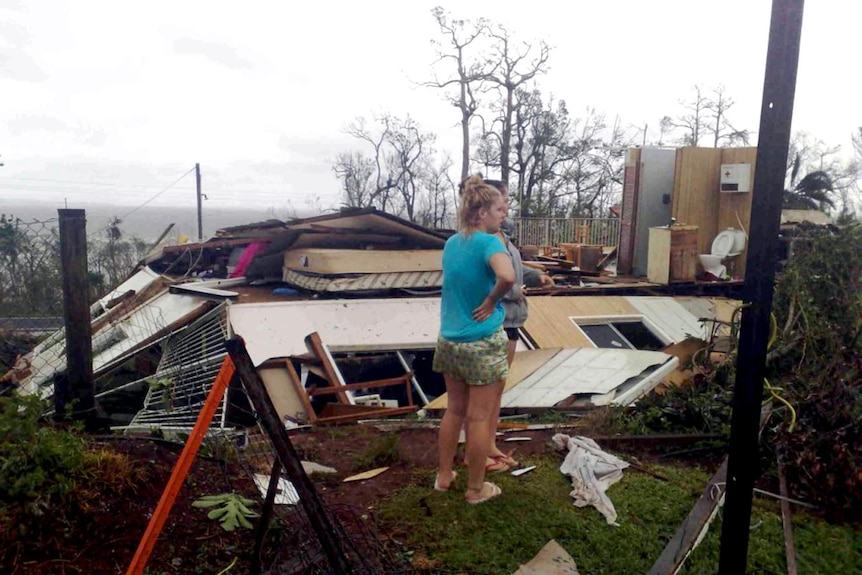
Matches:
[6,205,741,432]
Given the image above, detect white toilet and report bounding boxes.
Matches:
[699,228,747,279]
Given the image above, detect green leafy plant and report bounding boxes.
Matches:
[145,376,174,411]
[0,394,88,508]
[192,493,258,531]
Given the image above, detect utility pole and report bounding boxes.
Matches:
[718,1,804,573]
[195,163,203,240]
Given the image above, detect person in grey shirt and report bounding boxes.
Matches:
[483,179,554,470]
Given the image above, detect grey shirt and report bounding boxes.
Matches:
[499,229,543,329]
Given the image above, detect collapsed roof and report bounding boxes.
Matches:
[5,207,740,430]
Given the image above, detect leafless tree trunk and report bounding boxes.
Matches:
[416,155,456,229]
[670,84,709,147]
[484,24,549,184]
[387,116,436,222]
[425,7,489,183]
[705,85,750,147]
[332,151,375,208]
[334,114,444,223]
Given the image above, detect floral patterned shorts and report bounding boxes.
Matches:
[432,328,509,386]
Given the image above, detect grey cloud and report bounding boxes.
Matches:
[173,37,253,71]
[6,115,66,135]
[6,114,107,146]
[0,52,47,81]
[277,133,355,166]
[0,19,47,82]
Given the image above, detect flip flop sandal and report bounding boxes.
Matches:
[491,452,519,468]
[465,482,502,505]
[484,458,510,473]
[434,470,457,492]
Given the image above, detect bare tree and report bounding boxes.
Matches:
[560,113,633,218]
[664,85,749,148]
[387,116,436,222]
[669,85,710,146]
[509,89,577,217]
[658,116,674,146]
[333,114,442,222]
[332,151,375,209]
[704,85,750,147]
[416,155,456,229]
[425,7,489,183]
[483,24,550,184]
[339,116,398,212]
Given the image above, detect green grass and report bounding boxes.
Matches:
[378,455,862,574]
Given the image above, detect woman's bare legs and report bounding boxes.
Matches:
[437,374,468,489]
[487,340,518,465]
[465,379,505,497]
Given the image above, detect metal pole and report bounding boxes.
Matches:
[250,458,282,575]
[225,338,354,574]
[57,209,95,424]
[718,1,804,573]
[195,163,203,240]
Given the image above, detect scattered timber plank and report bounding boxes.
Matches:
[513,540,580,575]
[283,248,442,274]
[537,255,575,269]
[168,284,239,299]
[647,459,728,575]
[597,247,618,270]
[523,261,549,272]
[343,467,389,483]
[777,455,798,575]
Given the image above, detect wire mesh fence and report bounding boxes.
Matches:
[0,216,63,318]
[0,213,152,321]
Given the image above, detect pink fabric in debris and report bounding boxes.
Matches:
[229,241,269,278]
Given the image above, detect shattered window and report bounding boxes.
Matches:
[580,323,632,349]
[577,320,666,351]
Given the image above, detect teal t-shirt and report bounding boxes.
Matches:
[439,231,507,342]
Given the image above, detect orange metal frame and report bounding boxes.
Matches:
[124,356,236,575]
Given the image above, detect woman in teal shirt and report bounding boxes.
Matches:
[433,175,515,504]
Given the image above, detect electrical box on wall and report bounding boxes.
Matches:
[720,163,752,193]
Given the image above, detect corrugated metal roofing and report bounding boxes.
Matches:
[501,347,677,408]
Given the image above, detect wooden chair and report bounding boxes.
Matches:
[283,332,418,424]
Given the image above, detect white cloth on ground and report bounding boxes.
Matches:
[552,433,629,525]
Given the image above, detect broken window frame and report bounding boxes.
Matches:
[568,314,673,351]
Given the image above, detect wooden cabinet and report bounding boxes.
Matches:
[559,243,603,271]
[647,225,699,284]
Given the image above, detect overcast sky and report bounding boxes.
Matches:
[1,0,860,217]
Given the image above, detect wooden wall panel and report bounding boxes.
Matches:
[523,296,639,348]
[718,147,757,279]
[671,148,723,256]
[618,148,641,275]
[258,364,308,421]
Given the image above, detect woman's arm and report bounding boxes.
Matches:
[472,252,515,322]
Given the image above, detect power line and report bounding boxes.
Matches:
[0,175,189,190]
[0,184,194,197]
[118,167,197,220]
